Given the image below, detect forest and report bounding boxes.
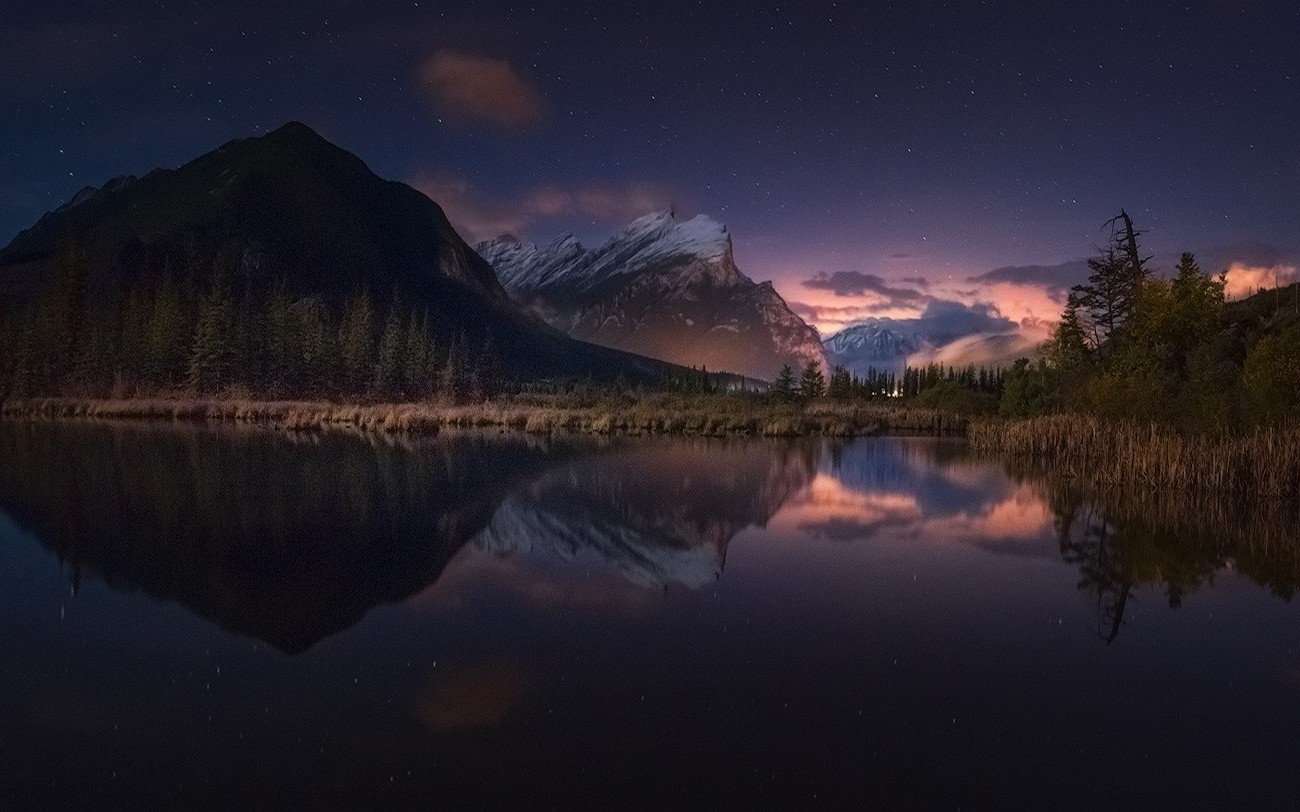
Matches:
[999,212,1300,431]
[1,211,1296,439]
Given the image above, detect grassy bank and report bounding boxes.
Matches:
[0,394,968,437]
[971,414,1300,497]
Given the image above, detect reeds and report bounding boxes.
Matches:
[0,394,968,438]
[971,414,1300,498]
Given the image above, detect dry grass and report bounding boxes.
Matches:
[972,414,1300,497]
[0,394,968,438]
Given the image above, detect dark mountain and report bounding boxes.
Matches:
[0,122,680,383]
[477,211,827,381]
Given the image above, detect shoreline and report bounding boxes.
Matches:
[0,395,969,438]
[971,414,1300,497]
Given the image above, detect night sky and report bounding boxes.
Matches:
[3,0,1298,337]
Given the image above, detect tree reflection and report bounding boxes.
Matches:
[1023,462,1300,642]
[0,422,817,652]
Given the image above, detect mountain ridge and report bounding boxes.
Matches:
[477,211,827,380]
[0,121,690,388]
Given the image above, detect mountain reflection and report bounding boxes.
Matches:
[0,423,816,652]
[2,421,1295,654]
[476,439,816,588]
[0,421,573,653]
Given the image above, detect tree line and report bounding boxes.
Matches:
[0,250,510,401]
[767,358,1005,408]
[1000,210,1300,429]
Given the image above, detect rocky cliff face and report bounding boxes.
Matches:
[478,211,827,381]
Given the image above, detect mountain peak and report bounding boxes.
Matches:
[619,210,731,264]
[260,120,331,149]
[477,211,826,380]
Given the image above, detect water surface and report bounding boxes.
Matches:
[1,421,1297,806]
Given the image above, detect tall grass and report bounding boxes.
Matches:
[0,394,968,438]
[971,414,1300,497]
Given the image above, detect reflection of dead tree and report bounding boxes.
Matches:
[1057,501,1134,644]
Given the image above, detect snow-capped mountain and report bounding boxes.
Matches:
[477,211,827,381]
[823,318,1038,374]
[823,322,928,373]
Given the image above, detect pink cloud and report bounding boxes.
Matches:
[419,50,543,131]
[1223,262,1298,300]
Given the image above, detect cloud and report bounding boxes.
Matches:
[969,259,1091,297]
[413,173,673,243]
[907,331,1044,369]
[418,49,543,131]
[415,663,530,731]
[891,299,1017,343]
[801,270,928,304]
[1222,262,1298,300]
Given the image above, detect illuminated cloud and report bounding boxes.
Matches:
[1222,262,1298,300]
[969,259,1090,298]
[801,270,928,304]
[413,173,672,243]
[419,49,543,131]
[906,331,1044,369]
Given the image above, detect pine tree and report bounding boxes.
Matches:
[403,305,435,397]
[1046,291,1092,372]
[146,275,188,389]
[372,295,405,397]
[828,364,852,398]
[798,360,826,398]
[187,274,235,392]
[339,288,375,394]
[297,297,335,394]
[263,284,296,394]
[1073,213,1151,350]
[473,334,503,399]
[771,364,796,400]
[440,332,469,402]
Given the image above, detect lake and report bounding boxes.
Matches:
[1,421,1297,807]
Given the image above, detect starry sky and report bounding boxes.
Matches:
[2,0,1298,338]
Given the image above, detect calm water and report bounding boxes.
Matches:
[1,421,1297,807]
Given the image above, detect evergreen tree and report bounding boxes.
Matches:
[339,288,375,393]
[296,297,335,394]
[440,333,469,402]
[828,364,852,398]
[771,364,796,400]
[145,275,189,388]
[403,305,435,397]
[472,334,503,399]
[1046,291,1092,372]
[263,284,296,394]
[1073,214,1151,351]
[798,360,826,398]
[372,295,405,397]
[187,274,235,392]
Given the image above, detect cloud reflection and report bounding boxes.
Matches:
[416,663,531,731]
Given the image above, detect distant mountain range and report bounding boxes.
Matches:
[0,122,684,385]
[477,211,827,381]
[823,306,1040,375]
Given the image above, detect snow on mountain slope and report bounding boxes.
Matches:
[477,211,826,381]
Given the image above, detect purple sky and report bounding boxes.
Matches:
[3,0,1297,336]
